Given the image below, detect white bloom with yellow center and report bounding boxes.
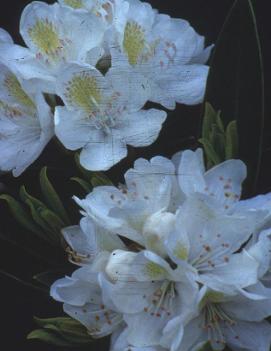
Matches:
[101,249,198,348]
[0,2,105,93]
[162,286,271,351]
[51,215,126,337]
[0,63,53,176]
[165,194,267,294]
[59,0,129,32]
[111,0,212,109]
[74,156,176,250]
[54,63,166,170]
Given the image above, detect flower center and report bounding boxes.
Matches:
[66,73,101,114]
[145,262,167,280]
[202,302,236,349]
[123,21,146,65]
[144,281,176,318]
[64,0,83,8]
[190,241,230,273]
[28,19,61,57]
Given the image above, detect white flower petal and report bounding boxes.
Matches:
[204,159,247,209]
[149,64,209,107]
[224,321,271,351]
[119,109,167,147]
[199,250,259,293]
[0,28,13,44]
[64,302,122,337]
[54,106,102,150]
[222,282,271,322]
[177,149,206,196]
[79,131,128,171]
[50,275,97,306]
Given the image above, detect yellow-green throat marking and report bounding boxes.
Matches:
[28,19,60,56]
[123,21,146,65]
[66,74,101,113]
[4,73,35,110]
[64,0,83,9]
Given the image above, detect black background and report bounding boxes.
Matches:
[0,0,270,350]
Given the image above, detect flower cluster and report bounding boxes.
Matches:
[51,148,271,351]
[0,0,211,175]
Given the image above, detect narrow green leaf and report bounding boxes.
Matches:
[197,342,213,351]
[204,0,264,194]
[0,194,41,235]
[19,186,45,210]
[209,124,225,161]
[225,120,239,159]
[40,167,70,225]
[39,209,64,234]
[216,111,225,134]
[90,172,113,187]
[19,186,56,243]
[71,177,92,193]
[33,317,93,345]
[23,199,56,245]
[202,102,217,140]
[27,329,73,347]
[199,138,222,166]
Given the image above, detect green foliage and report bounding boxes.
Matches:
[72,153,113,194]
[197,343,231,351]
[40,167,71,225]
[0,168,70,247]
[0,194,41,235]
[71,177,92,193]
[28,317,93,347]
[203,0,264,194]
[197,342,213,351]
[199,103,238,169]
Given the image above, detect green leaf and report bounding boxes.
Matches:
[225,120,239,159]
[40,167,70,225]
[32,317,93,346]
[19,185,45,208]
[27,329,73,347]
[39,209,64,235]
[204,0,264,194]
[19,186,58,244]
[0,194,41,235]
[90,172,113,187]
[199,138,222,166]
[197,342,213,351]
[71,177,92,193]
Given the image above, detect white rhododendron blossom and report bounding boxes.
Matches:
[54,63,166,170]
[0,2,106,93]
[51,148,271,351]
[0,0,212,173]
[0,62,53,176]
[110,0,212,109]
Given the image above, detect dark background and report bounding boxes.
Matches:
[0,0,270,350]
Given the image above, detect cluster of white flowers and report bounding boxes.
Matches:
[51,148,271,351]
[0,0,211,175]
